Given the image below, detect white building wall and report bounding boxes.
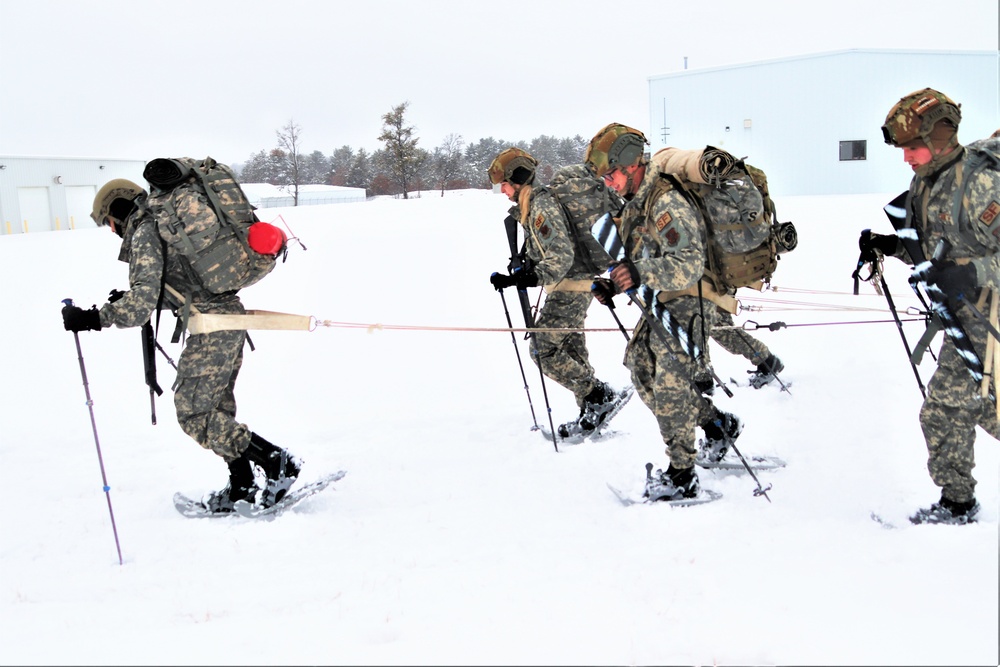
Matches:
[0,156,144,234]
[648,49,999,196]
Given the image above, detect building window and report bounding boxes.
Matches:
[839,140,867,161]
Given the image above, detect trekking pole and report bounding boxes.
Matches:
[512,286,560,453]
[593,283,631,342]
[853,246,926,399]
[727,439,772,502]
[62,299,124,566]
[498,289,540,431]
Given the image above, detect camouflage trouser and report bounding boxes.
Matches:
[173,326,251,463]
[624,296,720,468]
[919,300,999,503]
[529,290,599,407]
[712,311,771,366]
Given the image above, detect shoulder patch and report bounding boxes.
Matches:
[534,213,545,229]
[665,227,681,247]
[979,200,1000,226]
[655,211,673,232]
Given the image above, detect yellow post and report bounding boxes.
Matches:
[55,217,61,231]
[70,216,76,230]
[4,221,10,235]
[23,220,29,233]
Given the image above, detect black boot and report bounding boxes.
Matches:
[748,354,784,389]
[245,432,302,507]
[201,452,258,513]
[644,464,701,501]
[909,495,980,525]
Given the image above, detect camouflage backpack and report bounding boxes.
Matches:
[143,156,277,295]
[651,146,796,291]
[540,163,623,274]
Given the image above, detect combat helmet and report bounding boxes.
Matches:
[91,178,144,226]
[881,88,961,148]
[585,123,649,177]
[488,148,538,186]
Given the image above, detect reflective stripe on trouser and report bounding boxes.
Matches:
[529,290,598,407]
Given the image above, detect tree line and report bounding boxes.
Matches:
[235,102,589,202]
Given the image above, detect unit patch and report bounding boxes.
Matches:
[665,227,681,247]
[979,200,1000,226]
[655,211,673,232]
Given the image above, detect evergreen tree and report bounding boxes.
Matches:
[302,150,331,185]
[377,102,421,199]
[465,137,512,188]
[329,146,355,186]
[347,148,373,192]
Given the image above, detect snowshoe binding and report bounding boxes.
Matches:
[909,496,980,525]
[697,410,744,465]
[643,463,701,502]
[199,453,258,514]
[557,381,633,442]
[747,354,784,389]
[246,432,302,508]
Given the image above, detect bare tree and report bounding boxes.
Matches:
[377,102,420,199]
[277,119,304,205]
[433,134,467,196]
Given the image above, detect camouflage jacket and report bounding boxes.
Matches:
[898,139,1000,291]
[619,167,708,293]
[509,186,578,286]
[99,196,243,329]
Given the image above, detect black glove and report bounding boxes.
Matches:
[108,289,126,303]
[591,278,619,305]
[910,259,977,300]
[858,229,898,262]
[490,267,538,292]
[62,304,102,332]
[490,271,515,291]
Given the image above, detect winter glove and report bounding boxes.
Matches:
[910,259,977,301]
[609,260,641,293]
[858,229,898,262]
[62,304,102,332]
[490,267,538,292]
[107,288,126,303]
[591,278,619,306]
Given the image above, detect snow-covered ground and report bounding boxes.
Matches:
[1,189,996,666]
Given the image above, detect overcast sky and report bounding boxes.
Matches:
[1,0,997,165]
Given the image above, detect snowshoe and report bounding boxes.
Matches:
[909,496,980,525]
[697,410,744,465]
[643,463,701,502]
[246,432,302,508]
[199,454,258,514]
[557,381,632,442]
[747,354,784,389]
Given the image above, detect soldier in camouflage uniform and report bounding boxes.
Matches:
[488,148,632,440]
[861,88,1000,524]
[61,178,301,513]
[586,124,744,501]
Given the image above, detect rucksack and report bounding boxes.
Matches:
[651,146,796,292]
[541,164,623,274]
[143,156,277,295]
